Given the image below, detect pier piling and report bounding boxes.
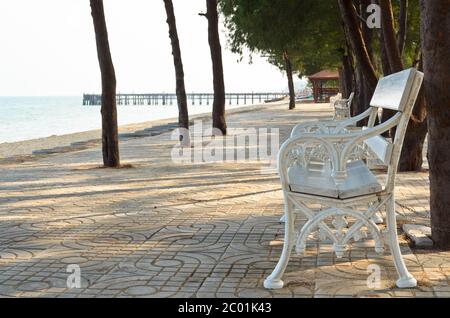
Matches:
[82,93,286,106]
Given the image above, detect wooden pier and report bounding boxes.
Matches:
[82,93,286,106]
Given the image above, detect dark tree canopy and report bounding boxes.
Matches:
[219,0,345,76]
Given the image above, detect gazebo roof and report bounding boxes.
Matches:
[308,70,339,80]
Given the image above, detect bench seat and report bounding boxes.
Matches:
[288,160,382,199]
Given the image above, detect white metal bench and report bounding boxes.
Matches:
[332,92,354,120]
[264,68,424,289]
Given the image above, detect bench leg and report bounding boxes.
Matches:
[279,201,294,223]
[264,197,295,289]
[386,195,417,288]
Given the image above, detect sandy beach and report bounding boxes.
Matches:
[0,101,282,163]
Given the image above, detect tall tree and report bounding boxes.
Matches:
[420,0,450,248]
[341,0,425,170]
[377,0,428,171]
[379,0,404,73]
[163,0,190,146]
[205,0,227,135]
[90,0,120,167]
[379,30,392,75]
[399,40,428,172]
[399,1,428,172]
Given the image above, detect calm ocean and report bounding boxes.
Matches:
[0,96,249,143]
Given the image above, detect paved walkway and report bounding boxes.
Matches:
[0,102,448,298]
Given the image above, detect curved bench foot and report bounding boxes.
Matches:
[386,195,417,289]
[264,278,284,289]
[396,276,417,289]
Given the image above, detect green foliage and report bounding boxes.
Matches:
[219,0,420,77]
[219,0,346,76]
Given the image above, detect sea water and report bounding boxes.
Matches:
[0,96,253,143]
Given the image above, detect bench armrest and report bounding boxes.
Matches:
[290,108,372,137]
[279,112,401,187]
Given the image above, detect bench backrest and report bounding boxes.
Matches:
[364,68,424,191]
[370,68,420,111]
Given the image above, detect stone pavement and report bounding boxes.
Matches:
[0,102,448,298]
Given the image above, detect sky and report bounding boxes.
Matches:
[0,0,291,96]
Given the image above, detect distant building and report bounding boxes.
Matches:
[308,70,340,103]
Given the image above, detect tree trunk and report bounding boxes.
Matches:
[283,51,296,110]
[340,51,354,100]
[379,0,426,169]
[420,0,450,248]
[163,0,190,145]
[206,0,227,135]
[90,0,120,168]
[379,0,404,134]
[379,30,392,75]
[379,0,404,73]
[397,0,408,55]
[399,54,428,171]
[354,66,365,118]
[339,23,355,103]
[358,0,376,123]
[360,0,375,65]
[338,0,378,90]
[354,66,374,127]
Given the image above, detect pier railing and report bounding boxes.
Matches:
[82,93,286,106]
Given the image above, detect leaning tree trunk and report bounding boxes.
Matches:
[283,51,296,110]
[338,0,378,91]
[163,0,190,146]
[379,0,404,73]
[420,0,450,249]
[360,0,375,65]
[344,1,375,124]
[90,0,120,168]
[206,0,227,135]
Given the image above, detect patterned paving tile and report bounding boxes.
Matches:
[0,102,446,298]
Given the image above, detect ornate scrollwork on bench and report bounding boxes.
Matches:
[264,68,424,290]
